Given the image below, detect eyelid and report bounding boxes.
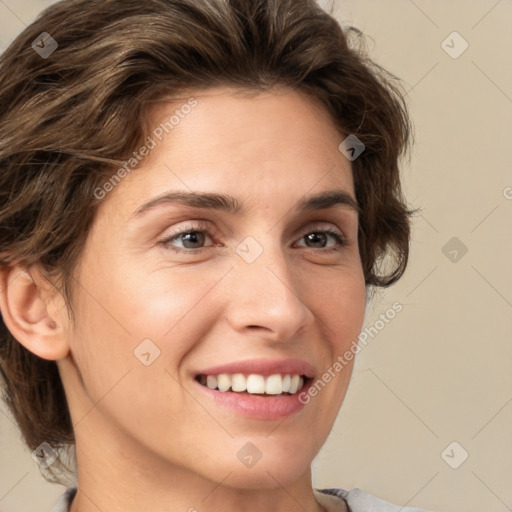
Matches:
[159,219,349,253]
[161,219,346,241]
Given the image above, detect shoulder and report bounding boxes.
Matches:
[315,487,437,512]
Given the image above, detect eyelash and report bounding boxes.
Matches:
[159,221,348,254]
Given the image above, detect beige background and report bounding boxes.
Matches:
[1,1,511,511]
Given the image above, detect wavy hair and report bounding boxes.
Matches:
[0,0,416,484]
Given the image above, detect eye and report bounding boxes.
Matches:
[159,222,348,253]
[294,226,347,253]
[159,220,214,253]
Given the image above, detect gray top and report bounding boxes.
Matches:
[51,486,436,511]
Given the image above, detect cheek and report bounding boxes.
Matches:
[307,267,367,347]
[303,269,365,406]
[66,273,202,432]
[83,260,224,373]
[122,267,220,336]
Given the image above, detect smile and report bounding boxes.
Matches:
[196,373,309,396]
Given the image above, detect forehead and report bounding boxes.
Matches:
[101,87,355,219]
[147,86,346,159]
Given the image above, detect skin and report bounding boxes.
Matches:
[0,86,367,512]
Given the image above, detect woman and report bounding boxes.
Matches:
[0,0,428,510]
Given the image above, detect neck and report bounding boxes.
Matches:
[68,426,329,512]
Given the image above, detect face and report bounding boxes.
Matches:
[58,86,367,490]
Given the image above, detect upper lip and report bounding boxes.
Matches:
[195,358,315,379]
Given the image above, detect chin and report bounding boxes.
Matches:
[218,462,310,490]
[208,445,312,489]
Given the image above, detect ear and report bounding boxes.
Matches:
[0,263,70,360]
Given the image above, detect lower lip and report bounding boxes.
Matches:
[193,378,312,420]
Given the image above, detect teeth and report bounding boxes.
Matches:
[206,375,217,389]
[282,374,291,393]
[289,375,300,394]
[217,374,231,392]
[231,373,246,392]
[265,374,282,395]
[199,373,306,395]
[246,374,265,393]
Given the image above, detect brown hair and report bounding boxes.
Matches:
[0,0,416,484]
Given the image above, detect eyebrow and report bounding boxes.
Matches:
[130,188,361,220]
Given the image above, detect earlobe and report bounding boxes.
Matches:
[0,263,70,361]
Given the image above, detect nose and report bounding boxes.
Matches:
[224,237,315,343]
